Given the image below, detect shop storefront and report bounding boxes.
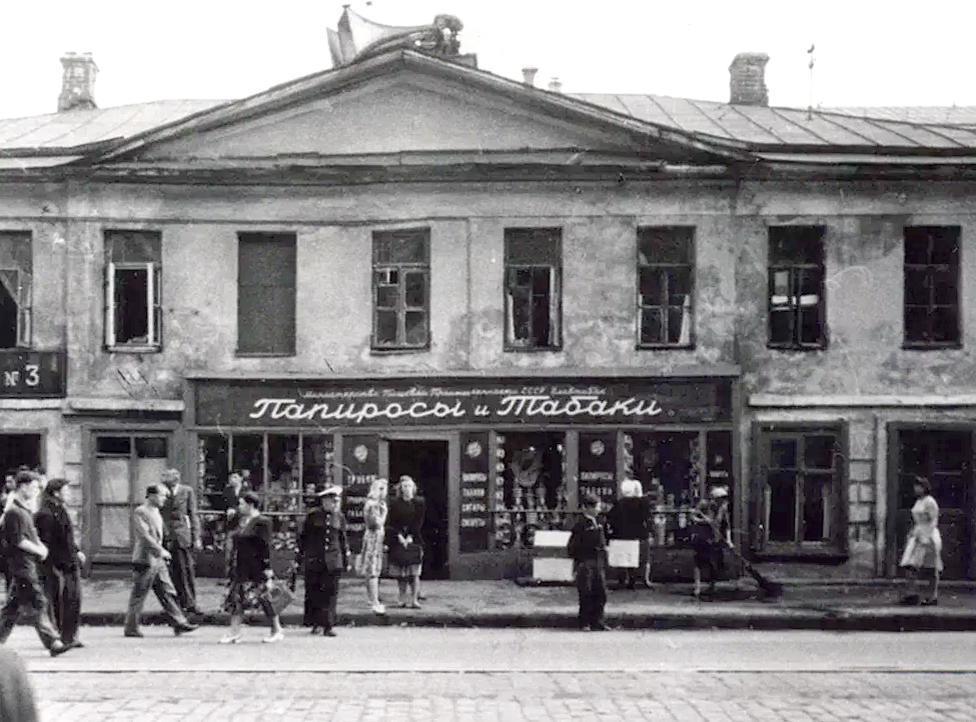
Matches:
[187,372,738,579]
[0,350,66,474]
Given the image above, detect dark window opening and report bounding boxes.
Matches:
[105,230,161,350]
[637,227,694,348]
[0,233,32,349]
[505,228,561,350]
[768,226,826,350]
[904,226,961,348]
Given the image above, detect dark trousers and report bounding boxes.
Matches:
[305,567,341,631]
[39,564,81,644]
[0,569,62,650]
[166,543,197,612]
[124,560,189,632]
[575,559,607,628]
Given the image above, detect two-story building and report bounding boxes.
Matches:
[2,21,976,580]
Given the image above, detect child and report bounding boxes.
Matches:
[567,492,610,631]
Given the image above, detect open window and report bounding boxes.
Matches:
[637,226,694,348]
[504,228,561,351]
[0,232,32,349]
[372,228,430,351]
[105,231,162,351]
[768,226,826,350]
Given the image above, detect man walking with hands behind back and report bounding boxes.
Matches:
[0,471,70,656]
[160,468,202,616]
[124,485,198,638]
[568,491,611,632]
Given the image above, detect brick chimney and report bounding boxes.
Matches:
[522,67,538,87]
[58,52,98,112]
[729,52,769,106]
[548,77,562,93]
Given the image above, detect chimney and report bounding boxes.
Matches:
[548,77,562,93]
[522,67,538,86]
[58,52,98,112]
[729,52,769,106]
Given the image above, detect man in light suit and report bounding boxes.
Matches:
[160,468,202,615]
[123,485,198,638]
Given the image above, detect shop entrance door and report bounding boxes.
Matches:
[389,440,449,579]
[0,434,42,475]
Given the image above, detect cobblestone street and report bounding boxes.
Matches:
[32,670,976,721]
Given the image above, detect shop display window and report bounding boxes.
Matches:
[197,432,336,558]
[493,431,569,549]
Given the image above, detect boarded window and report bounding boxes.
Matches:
[372,229,430,350]
[768,226,826,350]
[0,232,31,349]
[637,226,694,348]
[237,233,297,355]
[904,226,960,347]
[105,230,161,350]
[504,228,561,350]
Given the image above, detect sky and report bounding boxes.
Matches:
[3,0,976,119]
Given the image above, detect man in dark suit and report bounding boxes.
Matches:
[568,491,611,631]
[34,478,85,648]
[298,486,350,637]
[160,468,202,615]
[123,485,197,638]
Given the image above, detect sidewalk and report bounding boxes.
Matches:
[73,576,976,632]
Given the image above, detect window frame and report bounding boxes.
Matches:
[371,228,431,353]
[767,226,827,351]
[105,261,161,352]
[903,225,962,350]
[636,226,695,349]
[236,232,297,357]
[0,231,33,350]
[754,423,847,558]
[503,228,562,352]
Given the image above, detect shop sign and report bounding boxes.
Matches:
[194,377,731,428]
[0,350,66,398]
[459,432,491,553]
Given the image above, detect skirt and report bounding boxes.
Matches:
[900,530,944,571]
[355,529,385,578]
[222,578,272,616]
[388,546,423,579]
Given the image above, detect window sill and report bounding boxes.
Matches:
[235,352,296,358]
[902,342,963,351]
[766,345,827,352]
[106,345,161,354]
[637,343,696,351]
[370,346,430,355]
[503,346,563,353]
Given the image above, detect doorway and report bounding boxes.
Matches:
[389,440,449,579]
[0,434,42,476]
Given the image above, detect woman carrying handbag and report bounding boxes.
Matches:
[220,491,285,644]
[386,477,425,609]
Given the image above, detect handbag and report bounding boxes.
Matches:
[390,539,422,567]
[259,579,296,616]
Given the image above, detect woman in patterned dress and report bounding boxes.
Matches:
[220,491,284,643]
[356,477,389,614]
[899,476,942,606]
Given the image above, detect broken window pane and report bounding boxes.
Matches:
[0,233,31,349]
[0,270,17,348]
[767,470,797,542]
[372,229,429,349]
[405,311,426,345]
[375,310,397,344]
[505,230,561,350]
[115,268,150,344]
[802,473,831,542]
[106,231,162,349]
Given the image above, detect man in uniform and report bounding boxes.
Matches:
[298,485,350,637]
[160,468,202,615]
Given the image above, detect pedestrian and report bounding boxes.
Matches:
[355,477,389,614]
[568,491,611,631]
[160,468,202,615]
[0,471,70,656]
[33,478,85,648]
[222,472,246,580]
[899,475,942,606]
[220,491,284,644]
[123,485,199,638]
[0,648,38,722]
[386,476,425,609]
[0,473,15,592]
[299,485,350,636]
[606,479,648,590]
[689,486,731,601]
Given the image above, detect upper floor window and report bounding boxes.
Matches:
[0,232,31,349]
[237,233,296,356]
[105,230,161,352]
[372,228,429,351]
[904,226,960,348]
[768,226,826,350]
[637,226,694,348]
[504,228,561,351]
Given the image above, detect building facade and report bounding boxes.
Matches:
[2,46,976,579]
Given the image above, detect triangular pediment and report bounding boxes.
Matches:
[93,52,742,168]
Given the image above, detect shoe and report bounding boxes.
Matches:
[591,621,612,632]
[407,601,422,609]
[921,598,939,607]
[65,639,84,649]
[219,632,243,644]
[310,626,322,635]
[185,607,203,616]
[49,642,71,657]
[322,629,337,638]
[262,631,285,643]
[418,593,427,601]
[371,603,387,615]
[123,629,144,638]
[174,623,199,636]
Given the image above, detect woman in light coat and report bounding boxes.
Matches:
[356,477,389,614]
[899,476,942,606]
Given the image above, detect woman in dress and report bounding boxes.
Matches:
[220,491,284,643]
[386,476,426,609]
[899,476,942,606]
[606,479,648,590]
[356,477,389,614]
